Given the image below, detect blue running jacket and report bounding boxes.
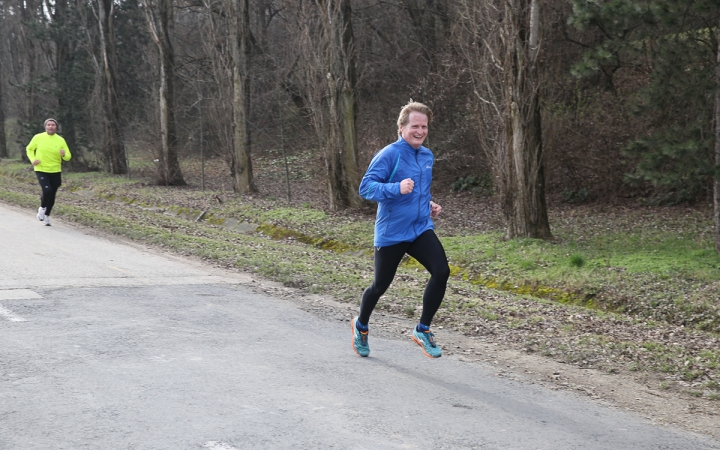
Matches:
[359,137,435,247]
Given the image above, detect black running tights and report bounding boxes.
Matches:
[359,229,450,327]
[36,171,62,216]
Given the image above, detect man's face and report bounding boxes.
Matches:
[399,112,428,149]
[45,121,57,135]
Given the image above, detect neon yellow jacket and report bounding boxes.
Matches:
[26,132,72,173]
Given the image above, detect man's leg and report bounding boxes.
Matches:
[358,242,408,325]
[352,242,409,357]
[43,172,62,217]
[35,172,53,221]
[407,230,449,358]
[407,230,450,327]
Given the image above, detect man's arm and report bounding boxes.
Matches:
[359,150,404,202]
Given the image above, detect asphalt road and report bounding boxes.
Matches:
[1,203,718,450]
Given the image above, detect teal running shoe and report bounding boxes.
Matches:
[412,327,442,358]
[351,317,370,357]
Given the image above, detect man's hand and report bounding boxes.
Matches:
[430,201,442,218]
[59,149,66,157]
[400,178,414,195]
[32,159,40,166]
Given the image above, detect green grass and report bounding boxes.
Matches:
[19,158,720,324]
[4,157,719,332]
[444,230,719,283]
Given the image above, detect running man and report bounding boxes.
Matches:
[352,101,450,358]
[26,118,72,226]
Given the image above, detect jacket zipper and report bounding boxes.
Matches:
[415,150,423,235]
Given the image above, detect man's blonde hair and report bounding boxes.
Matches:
[397,101,432,135]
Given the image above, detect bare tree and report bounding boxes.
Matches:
[715,19,720,253]
[323,0,360,209]
[0,5,7,159]
[141,0,186,185]
[53,0,78,150]
[14,0,44,149]
[296,0,360,210]
[454,0,505,185]
[501,0,550,239]
[455,0,550,239]
[0,72,6,159]
[93,0,127,174]
[228,0,257,193]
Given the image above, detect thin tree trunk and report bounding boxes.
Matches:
[54,0,77,153]
[0,1,6,158]
[0,58,7,159]
[96,0,127,174]
[229,0,256,193]
[714,19,720,253]
[501,0,551,240]
[20,0,39,162]
[142,0,185,186]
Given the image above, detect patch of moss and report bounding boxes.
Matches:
[205,214,226,225]
[467,273,596,308]
[256,222,355,254]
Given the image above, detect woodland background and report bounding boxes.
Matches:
[0,0,718,221]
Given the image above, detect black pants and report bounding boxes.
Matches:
[36,171,62,216]
[359,229,450,327]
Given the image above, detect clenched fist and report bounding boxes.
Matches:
[400,178,414,194]
[430,201,442,218]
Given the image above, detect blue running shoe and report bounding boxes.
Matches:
[351,317,370,357]
[412,327,442,358]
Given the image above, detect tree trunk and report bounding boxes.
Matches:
[54,0,78,154]
[229,0,257,193]
[714,19,720,253]
[319,0,360,210]
[96,0,127,174]
[20,0,39,162]
[0,54,7,159]
[142,0,185,186]
[0,1,6,158]
[500,0,551,240]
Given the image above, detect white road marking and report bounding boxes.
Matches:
[203,442,239,450]
[0,289,42,300]
[0,305,27,322]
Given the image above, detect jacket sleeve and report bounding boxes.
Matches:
[359,150,402,202]
[26,135,38,162]
[61,137,72,161]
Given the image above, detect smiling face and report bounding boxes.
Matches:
[45,121,57,135]
[399,111,428,149]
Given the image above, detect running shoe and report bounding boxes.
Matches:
[351,317,369,357]
[412,327,442,358]
[43,216,51,226]
[37,207,46,221]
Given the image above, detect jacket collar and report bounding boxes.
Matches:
[397,136,423,152]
